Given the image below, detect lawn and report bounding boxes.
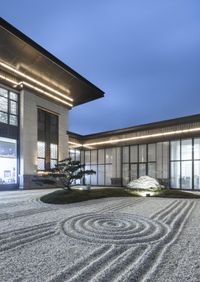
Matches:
[40,187,200,204]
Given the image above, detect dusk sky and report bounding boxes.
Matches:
[1,1,200,134]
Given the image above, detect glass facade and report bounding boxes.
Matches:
[170,139,194,189]
[0,137,17,184]
[69,137,200,190]
[0,86,19,187]
[0,87,18,126]
[37,109,58,170]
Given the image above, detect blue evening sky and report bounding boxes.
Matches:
[1,1,200,134]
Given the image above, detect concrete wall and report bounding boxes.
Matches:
[19,89,69,189]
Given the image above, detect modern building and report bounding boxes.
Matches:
[1,18,200,191]
[68,114,200,191]
[0,18,104,190]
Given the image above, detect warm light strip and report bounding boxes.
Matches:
[0,62,73,102]
[68,141,83,146]
[0,73,73,107]
[82,127,200,146]
[20,82,73,107]
[0,74,18,85]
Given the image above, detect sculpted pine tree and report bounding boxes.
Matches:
[36,158,96,192]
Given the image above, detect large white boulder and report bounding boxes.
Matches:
[127,176,161,189]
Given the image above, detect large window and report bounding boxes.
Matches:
[171,161,180,188]
[37,109,58,170]
[0,87,18,126]
[122,146,129,185]
[147,143,156,178]
[80,147,121,186]
[98,149,105,185]
[170,139,192,189]
[68,137,200,190]
[157,142,169,180]
[37,141,45,170]
[0,137,17,185]
[194,138,200,190]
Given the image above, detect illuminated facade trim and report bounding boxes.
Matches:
[82,127,200,147]
[0,18,104,190]
[0,71,73,107]
[0,62,73,102]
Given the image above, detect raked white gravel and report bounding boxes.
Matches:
[0,189,199,282]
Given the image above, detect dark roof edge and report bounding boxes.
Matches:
[0,17,104,96]
[68,131,84,139]
[68,113,200,140]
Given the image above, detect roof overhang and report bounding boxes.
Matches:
[68,114,200,148]
[0,18,104,108]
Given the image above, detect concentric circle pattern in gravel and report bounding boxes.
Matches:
[62,212,169,245]
[0,190,200,282]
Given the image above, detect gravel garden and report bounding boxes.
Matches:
[0,188,200,282]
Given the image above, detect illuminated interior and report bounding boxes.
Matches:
[0,137,17,185]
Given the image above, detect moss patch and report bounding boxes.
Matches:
[40,187,200,204]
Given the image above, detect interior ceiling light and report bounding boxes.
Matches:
[0,61,73,102]
[19,82,73,107]
[81,127,200,147]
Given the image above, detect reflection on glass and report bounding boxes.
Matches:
[0,88,8,97]
[194,160,200,190]
[194,138,200,160]
[163,142,169,179]
[81,151,84,164]
[85,151,90,164]
[98,165,104,185]
[170,162,180,188]
[37,142,45,158]
[156,142,163,179]
[181,161,192,189]
[105,148,113,163]
[171,141,180,160]
[0,112,8,124]
[139,163,146,177]
[10,101,17,115]
[130,164,137,180]
[181,139,192,160]
[148,163,156,178]
[139,145,146,162]
[105,164,112,185]
[98,149,104,164]
[0,96,8,112]
[50,144,57,159]
[84,165,91,184]
[10,92,18,101]
[130,146,138,163]
[91,150,97,164]
[122,164,129,186]
[38,159,45,170]
[50,160,57,169]
[0,88,18,127]
[75,150,81,161]
[91,165,97,185]
[9,115,18,126]
[122,147,129,163]
[148,144,156,162]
